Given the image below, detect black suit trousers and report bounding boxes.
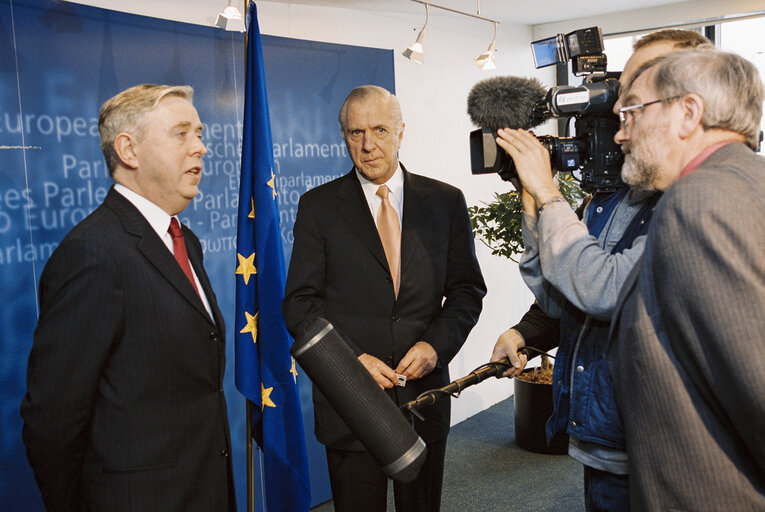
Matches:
[326,436,448,512]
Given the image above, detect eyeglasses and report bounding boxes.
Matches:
[618,96,680,127]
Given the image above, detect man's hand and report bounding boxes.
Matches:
[395,341,438,381]
[490,328,528,378]
[358,353,399,389]
[506,175,537,219]
[496,128,563,210]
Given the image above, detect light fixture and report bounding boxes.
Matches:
[405,1,500,68]
[402,3,429,64]
[474,22,497,70]
[216,1,246,32]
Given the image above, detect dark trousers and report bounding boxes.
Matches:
[325,436,447,512]
[584,465,630,512]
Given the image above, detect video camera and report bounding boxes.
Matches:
[531,26,608,76]
[468,27,625,194]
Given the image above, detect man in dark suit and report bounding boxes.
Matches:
[282,85,486,511]
[20,84,235,511]
[608,49,765,510]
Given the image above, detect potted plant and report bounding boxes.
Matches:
[513,350,569,453]
[468,173,585,454]
[468,173,586,262]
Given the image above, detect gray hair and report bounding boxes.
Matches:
[631,49,763,150]
[337,85,403,133]
[99,84,194,175]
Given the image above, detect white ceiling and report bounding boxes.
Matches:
[261,0,689,25]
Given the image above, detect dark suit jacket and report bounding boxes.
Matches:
[21,187,236,512]
[609,143,765,511]
[282,167,486,450]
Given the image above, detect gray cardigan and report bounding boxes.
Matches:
[519,189,654,320]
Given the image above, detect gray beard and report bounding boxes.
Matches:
[621,155,660,191]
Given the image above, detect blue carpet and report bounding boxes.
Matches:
[311,396,584,511]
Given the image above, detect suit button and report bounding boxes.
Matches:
[391,315,400,322]
[209,332,219,342]
[386,356,394,366]
[570,420,577,428]
[386,276,393,283]
[576,365,584,373]
[220,449,229,457]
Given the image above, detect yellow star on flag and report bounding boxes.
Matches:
[290,357,298,383]
[240,311,258,343]
[261,382,276,410]
[235,252,257,285]
[267,170,277,199]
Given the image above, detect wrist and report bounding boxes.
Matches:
[509,328,526,349]
[521,189,537,217]
[537,196,567,215]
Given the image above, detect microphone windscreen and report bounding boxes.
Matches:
[467,76,547,132]
[291,317,427,482]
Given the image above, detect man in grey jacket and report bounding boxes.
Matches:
[609,47,765,511]
[490,29,709,511]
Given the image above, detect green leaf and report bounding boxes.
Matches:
[468,173,585,260]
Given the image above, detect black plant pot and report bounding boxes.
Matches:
[514,368,568,454]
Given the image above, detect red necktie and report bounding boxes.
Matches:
[168,218,200,297]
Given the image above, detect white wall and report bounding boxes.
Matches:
[65,0,556,425]
[534,0,765,38]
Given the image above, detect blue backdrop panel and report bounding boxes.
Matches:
[0,1,393,510]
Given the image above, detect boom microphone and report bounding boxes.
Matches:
[402,358,513,417]
[467,76,549,178]
[290,317,427,483]
[467,76,548,132]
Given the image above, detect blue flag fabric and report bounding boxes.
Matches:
[235,3,311,511]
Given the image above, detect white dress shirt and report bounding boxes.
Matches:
[355,163,404,228]
[114,184,213,318]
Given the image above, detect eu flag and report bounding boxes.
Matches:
[235,3,310,511]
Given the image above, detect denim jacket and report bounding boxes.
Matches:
[543,190,660,447]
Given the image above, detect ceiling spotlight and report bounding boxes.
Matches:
[474,22,497,70]
[216,2,246,32]
[402,3,429,64]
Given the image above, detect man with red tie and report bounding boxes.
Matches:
[21,84,236,512]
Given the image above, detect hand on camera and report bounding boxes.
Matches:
[496,128,563,211]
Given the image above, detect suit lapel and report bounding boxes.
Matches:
[187,239,224,329]
[400,169,433,274]
[105,188,215,326]
[336,171,389,270]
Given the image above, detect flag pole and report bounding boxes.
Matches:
[236,1,311,510]
[244,0,250,48]
[244,4,254,512]
[246,399,255,512]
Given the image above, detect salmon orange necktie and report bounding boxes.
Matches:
[376,185,401,297]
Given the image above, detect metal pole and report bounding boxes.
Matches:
[246,399,254,512]
[244,3,254,511]
[244,0,250,51]
[410,0,500,24]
